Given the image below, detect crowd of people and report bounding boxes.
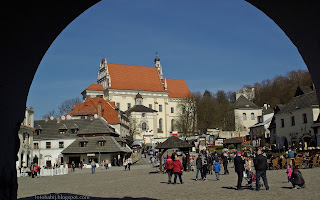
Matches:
[160,147,309,190]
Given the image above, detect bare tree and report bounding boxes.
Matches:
[176,92,199,138]
[128,117,140,137]
[57,97,82,116]
[42,109,57,119]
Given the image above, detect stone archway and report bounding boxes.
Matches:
[1,1,320,199]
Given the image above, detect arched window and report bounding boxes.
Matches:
[251,113,255,120]
[243,113,247,120]
[142,122,147,130]
[171,119,175,131]
[159,118,163,132]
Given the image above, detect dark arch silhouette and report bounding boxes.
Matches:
[1,1,320,199]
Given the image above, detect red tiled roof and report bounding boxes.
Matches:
[107,63,166,92]
[85,84,105,91]
[166,79,191,98]
[66,97,120,124]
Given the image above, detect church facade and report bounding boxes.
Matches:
[84,55,191,144]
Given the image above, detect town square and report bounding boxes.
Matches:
[2,1,320,200]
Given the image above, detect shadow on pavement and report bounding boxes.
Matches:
[221,186,253,190]
[19,193,158,200]
[148,171,159,174]
[281,186,293,189]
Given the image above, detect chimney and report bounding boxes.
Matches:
[98,104,102,118]
[45,117,50,122]
[57,117,61,123]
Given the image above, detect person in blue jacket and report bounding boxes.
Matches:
[213,161,221,180]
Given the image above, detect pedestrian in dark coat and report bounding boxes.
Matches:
[222,153,229,175]
[195,154,203,181]
[234,151,245,190]
[254,150,269,191]
[182,155,187,171]
[290,166,305,189]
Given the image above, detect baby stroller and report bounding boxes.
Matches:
[244,169,256,188]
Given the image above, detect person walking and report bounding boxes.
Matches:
[151,156,156,168]
[127,157,132,170]
[91,160,96,174]
[165,155,174,184]
[195,154,203,181]
[182,154,187,171]
[124,159,128,170]
[32,163,40,178]
[222,152,229,175]
[213,161,221,180]
[207,154,213,175]
[234,151,245,190]
[71,161,76,172]
[202,154,208,181]
[173,157,183,184]
[105,159,109,169]
[254,149,269,191]
[80,160,83,170]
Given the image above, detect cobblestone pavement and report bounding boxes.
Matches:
[18,161,320,200]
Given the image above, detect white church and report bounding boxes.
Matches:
[83,55,191,145]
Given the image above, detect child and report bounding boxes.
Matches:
[213,161,221,180]
[286,164,292,182]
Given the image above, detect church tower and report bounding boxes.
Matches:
[135,92,143,105]
[155,52,163,80]
[97,58,110,89]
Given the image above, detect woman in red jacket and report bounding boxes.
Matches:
[173,157,183,184]
[32,163,40,178]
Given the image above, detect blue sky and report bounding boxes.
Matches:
[27,0,308,120]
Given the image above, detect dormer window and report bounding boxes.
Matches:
[71,129,78,134]
[79,142,88,147]
[59,124,68,134]
[98,141,106,146]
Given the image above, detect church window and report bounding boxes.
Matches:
[59,142,64,148]
[251,113,255,120]
[34,143,39,149]
[171,119,175,131]
[243,113,247,120]
[127,103,131,109]
[142,122,147,131]
[159,105,162,112]
[116,103,120,110]
[149,104,152,109]
[171,107,174,113]
[159,119,163,132]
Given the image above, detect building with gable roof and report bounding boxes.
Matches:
[83,55,191,143]
[234,95,262,133]
[65,97,129,137]
[274,86,319,149]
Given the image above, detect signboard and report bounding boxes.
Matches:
[215,139,224,147]
[172,131,178,136]
[87,153,95,156]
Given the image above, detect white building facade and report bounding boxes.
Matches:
[275,91,319,149]
[89,56,191,141]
